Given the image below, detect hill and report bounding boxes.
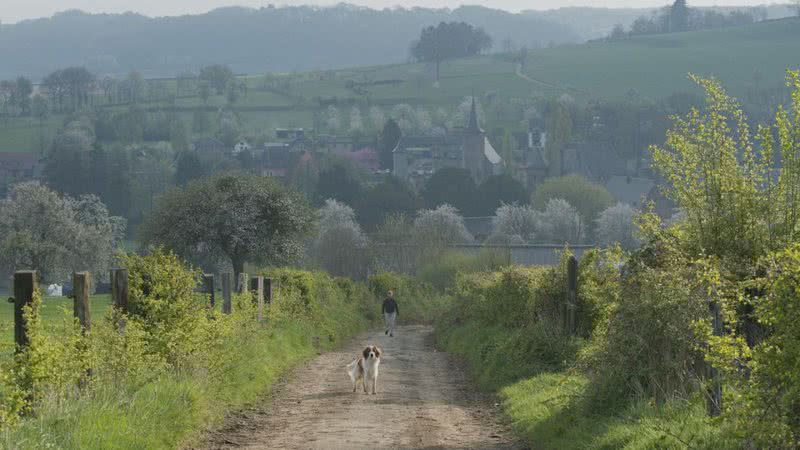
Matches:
[0,5,577,81]
[1,17,799,153]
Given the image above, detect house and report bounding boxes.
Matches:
[233,140,251,154]
[512,128,549,192]
[393,98,502,189]
[0,152,42,195]
[276,128,305,140]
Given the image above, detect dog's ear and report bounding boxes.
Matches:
[362,347,370,359]
[373,346,381,358]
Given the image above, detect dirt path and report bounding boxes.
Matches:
[204,325,524,450]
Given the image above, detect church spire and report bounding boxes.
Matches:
[467,96,482,134]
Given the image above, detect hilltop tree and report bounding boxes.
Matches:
[410,21,492,82]
[199,65,234,95]
[142,172,314,278]
[670,0,690,32]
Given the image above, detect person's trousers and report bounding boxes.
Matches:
[384,312,397,335]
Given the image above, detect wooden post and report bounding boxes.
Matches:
[251,276,264,322]
[73,272,91,332]
[265,278,273,305]
[13,271,37,352]
[222,272,232,315]
[566,255,578,335]
[203,274,215,307]
[707,300,723,417]
[237,272,249,295]
[110,268,129,314]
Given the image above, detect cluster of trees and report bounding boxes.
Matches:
[609,0,764,38]
[0,182,125,283]
[410,22,493,81]
[0,77,35,117]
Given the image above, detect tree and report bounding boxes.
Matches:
[142,172,314,279]
[124,70,146,103]
[192,109,211,134]
[43,67,95,112]
[670,0,690,32]
[378,119,402,170]
[174,151,207,186]
[488,204,540,244]
[199,65,234,95]
[544,98,573,177]
[198,81,211,104]
[316,164,363,206]
[476,174,528,216]
[532,174,614,232]
[413,204,473,260]
[421,168,478,216]
[537,198,585,244]
[410,22,492,82]
[355,176,419,230]
[0,182,124,283]
[310,199,368,278]
[14,77,33,116]
[43,125,94,197]
[596,202,639,249]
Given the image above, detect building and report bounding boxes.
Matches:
[393,97,502,189]
[0,152,42,195]
[604,175,656,206]
[191,137,226,154]
[512,128,549,192]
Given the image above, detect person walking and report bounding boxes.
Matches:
[382,289,399,337]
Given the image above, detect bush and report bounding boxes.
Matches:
[1,252,377,448]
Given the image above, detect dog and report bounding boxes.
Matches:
[346,345,381,394]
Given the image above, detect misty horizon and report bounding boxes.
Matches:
[1,0,787,24]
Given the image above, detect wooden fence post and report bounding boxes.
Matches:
[13,271,37,352]
[110,268,129,314]
[707,300,723,417]
[222,272,232,315]
[251,276,264,322]
[565,256,578,335]
[237,272,249,295]
[73,272,91,332]
[203,274,215,307]
[265,278,273,305]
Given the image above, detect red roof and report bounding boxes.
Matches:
[342,147,379,172]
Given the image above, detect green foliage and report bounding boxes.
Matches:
[367,272,450,324]
[142,172,314,277]
[417,250,506,291]
[420,168,478,215]
[0,252,376,448]
[532,175,614,230]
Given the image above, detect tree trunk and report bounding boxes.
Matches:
[436,60,441,82]
[232,257,245,283]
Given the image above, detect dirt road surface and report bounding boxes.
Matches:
[204,325,524,450]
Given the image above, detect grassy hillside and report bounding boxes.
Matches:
[1,17,799,152]
[521,17,800,101]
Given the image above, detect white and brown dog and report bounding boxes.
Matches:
[346,345,381,394]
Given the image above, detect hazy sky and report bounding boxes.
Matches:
[2,0,778,24]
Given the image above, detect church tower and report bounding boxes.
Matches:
[463,97,486,182]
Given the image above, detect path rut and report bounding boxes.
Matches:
[203,325,524,450]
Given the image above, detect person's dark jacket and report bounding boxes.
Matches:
[382,298,398,315]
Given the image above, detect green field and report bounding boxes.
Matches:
[1,17,799,152]
[0,294,113,356]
